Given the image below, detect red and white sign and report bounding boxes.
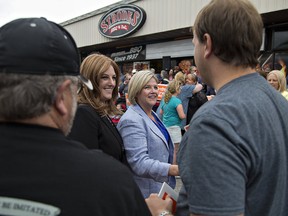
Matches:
[98,4,146,39]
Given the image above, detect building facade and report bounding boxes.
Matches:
[61,0,288,74]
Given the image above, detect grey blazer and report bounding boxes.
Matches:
[117,104,175,198]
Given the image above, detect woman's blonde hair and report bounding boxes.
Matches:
[174,72,185,86]
[78,53,121,116]
[128,70,158,105]
[164,80,180,103]
[267,70,287,93]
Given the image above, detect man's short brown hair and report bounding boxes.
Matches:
[194,0,263,68]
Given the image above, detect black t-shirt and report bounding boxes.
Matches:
[0,123,150,216]
[186,91,208,125]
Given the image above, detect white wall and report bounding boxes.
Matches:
[63,0,288,48]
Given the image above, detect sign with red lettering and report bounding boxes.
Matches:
[98,4,146,39]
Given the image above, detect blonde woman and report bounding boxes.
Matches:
[267,70,288,100]
[117,70,178,198]
[159,80,185,164]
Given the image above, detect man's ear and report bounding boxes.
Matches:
[54,80,72,116]
[203,33,213,59]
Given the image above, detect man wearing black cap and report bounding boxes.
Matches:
[0,17,153,216]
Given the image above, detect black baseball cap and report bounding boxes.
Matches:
[0,17,92,90]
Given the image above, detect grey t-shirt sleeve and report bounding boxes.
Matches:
[178,113,246,215]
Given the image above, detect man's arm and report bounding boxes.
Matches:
[178,114,247,216]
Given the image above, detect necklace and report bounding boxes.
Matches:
[106,115,115,127]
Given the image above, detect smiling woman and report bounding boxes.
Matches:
[117,70,179,198]
[68,53,130,167]
[266,69,288,100]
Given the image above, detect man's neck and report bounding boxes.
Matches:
[8,113,59,130]
[212,64,256,91]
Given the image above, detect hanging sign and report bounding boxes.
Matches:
[98,4,146,39]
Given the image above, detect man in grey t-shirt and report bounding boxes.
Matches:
[177,0,288,215]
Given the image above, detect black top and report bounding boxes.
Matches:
[0,123,150,216]
[186,91,208,125]
[69,104,129,166]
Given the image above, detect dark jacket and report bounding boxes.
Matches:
[0,123,151,216]
[69,104,129,166]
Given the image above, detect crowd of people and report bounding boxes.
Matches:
[0,0,288,216]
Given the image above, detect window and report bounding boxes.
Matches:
[272,29,288,51]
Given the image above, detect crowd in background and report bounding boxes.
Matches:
[117,64,216,113]
[1,0,288,215]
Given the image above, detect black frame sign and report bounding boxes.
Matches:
[110,45,146,62]
[98,4,146,39]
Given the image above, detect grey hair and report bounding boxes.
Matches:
[0,73,77,121]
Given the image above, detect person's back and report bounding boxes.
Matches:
[176,72,202,134]
[177,0,288,215]
[161,96,183,127]
[179,73,288,215]
[160,80,185,128]
[186,90,207,125]
[0,123,150,216]
[160,80,186,164]
[185,73,207,125]
[0,17,150,216]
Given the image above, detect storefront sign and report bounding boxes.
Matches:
[110,45,146,62]
[98,4,146,39]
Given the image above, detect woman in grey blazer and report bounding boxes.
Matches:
[117,70,179,198]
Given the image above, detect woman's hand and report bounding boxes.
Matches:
[168,165,179,176]
[145,193,173,216]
